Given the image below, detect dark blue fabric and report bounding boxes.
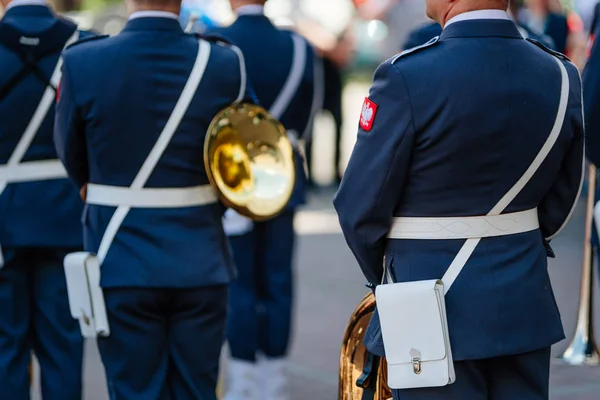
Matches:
[402,22,442,50]
[392,347,551,400]
[334,19,583,361]
[0,5,93,248]
[0,247,84,400]
[226,211,295,361]
[54,17,248,288]
[211,14,316,209]
[543,12,569,54]
[97,286,227,400]
[584,4,600,168]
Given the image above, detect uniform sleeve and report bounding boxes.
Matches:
[333,61,415,285]
[54,57,89,189]
[539,63,585,240]
[584,20,600,166]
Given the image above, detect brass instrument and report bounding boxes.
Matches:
[205,103,296,220]
[339,293,392,400]
[186,15,295,220]
[558,164,600,365]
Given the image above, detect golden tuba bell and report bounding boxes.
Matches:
[339,293,392,400]
[204,103,296,221]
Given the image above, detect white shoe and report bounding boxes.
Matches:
[259,357,290,400]
[223,359,259,400]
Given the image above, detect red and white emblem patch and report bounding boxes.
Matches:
[359,97,377,131]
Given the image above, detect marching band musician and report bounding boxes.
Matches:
[54,0,251,397]
[0,0,93,397]
[210,1,321,399]
[334,0,583,399]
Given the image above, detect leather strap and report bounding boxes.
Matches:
[95,40,211,264]
[86,184,217,208]
[0,19,78,100]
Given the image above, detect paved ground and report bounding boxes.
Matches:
[31,82,600,399]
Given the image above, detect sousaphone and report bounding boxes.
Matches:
[339,293,392,400]
[204,103,296,220]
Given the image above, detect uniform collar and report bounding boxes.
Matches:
[235,5,264,16]
[5,0,47,11]
[444,9,510,28]
[128,11,179,21]
[440,12,522,41]
[123,12,183,32]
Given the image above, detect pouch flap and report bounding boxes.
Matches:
[375,279,447,366]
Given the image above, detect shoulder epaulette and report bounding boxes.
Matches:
[66,34,109,50]
[526,38,570,62]
[196,33,233,47]
[392,36,439,64]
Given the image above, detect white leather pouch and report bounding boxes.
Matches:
[64,252,110,338]
[375,54,569,390]
[376,279,455,389]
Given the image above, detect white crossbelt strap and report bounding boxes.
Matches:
[0,30,79,268]
[387,57,570,295]
[95,40,211,264]
[441,58,569,294]
[269,34,307,120]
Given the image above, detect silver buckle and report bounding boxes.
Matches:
[410,348,422,375]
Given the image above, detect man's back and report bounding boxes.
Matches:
[0,5,91,248]
[334,17,583,362]
[55,16,245,288]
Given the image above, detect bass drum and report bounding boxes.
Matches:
[339,293,392,400]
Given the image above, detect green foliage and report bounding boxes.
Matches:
[81,0,120,12]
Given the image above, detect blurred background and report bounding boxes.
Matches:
[3,0,600,398]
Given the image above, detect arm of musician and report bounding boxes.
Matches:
[584,34,600,167]
[333,61,414,286]
[538,64,584,240]
[54,60,89,191]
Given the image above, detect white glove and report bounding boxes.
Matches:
[222,208,254,236]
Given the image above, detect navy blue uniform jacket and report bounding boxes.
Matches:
[212,13,318,208]
[54,17,247,288]
[334,19,584,361]
[0,5,92,248]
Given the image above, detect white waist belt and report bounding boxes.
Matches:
[0,160,67,183]
[387,208,539,240]
[86,183,218,208]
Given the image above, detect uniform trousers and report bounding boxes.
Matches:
[393,347,551,400]
[226,210,296,361]
[0,247,84,400]
[97,285,227,400]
